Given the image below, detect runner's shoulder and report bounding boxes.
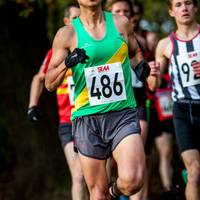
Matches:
[157,37,170,49]
[157,37,172,58]
[54,25,76,48]
[55,25,75,40]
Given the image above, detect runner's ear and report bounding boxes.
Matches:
[63,17,69,25]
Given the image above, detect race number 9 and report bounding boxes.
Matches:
[181,60,200,82]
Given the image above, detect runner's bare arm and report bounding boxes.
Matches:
[156,38,171,74]
[146,31,159,52]
[140,37,162,91]
[28,70,45,107]
[150,38,170,90]
[146,61,160,90]
[45,26,73,91]
[125,19,160,90]
[126,20,144,63]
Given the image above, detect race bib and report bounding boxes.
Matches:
[67,76,75,105]
[131,69,143,88]
[84,62,127,106]
[155,88,173,121]
[177,51,200,87]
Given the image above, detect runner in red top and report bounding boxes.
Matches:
[27,3,89,200]
[42,49,74,124]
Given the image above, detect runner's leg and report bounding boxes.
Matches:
[64,142,89,200]
[155,132,173,191]
[112,134,145,196]
[129,119,148,200]
[181,150,200,200]
[78,153,110,200]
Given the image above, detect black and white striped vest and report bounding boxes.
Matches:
[168,28,200,102]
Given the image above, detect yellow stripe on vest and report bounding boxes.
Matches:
[74,86,89,110]
[106,42,128,64]
[74,42,128,110]
[56,87,69,95]
[56,69,73,95]
[62,78,67,84]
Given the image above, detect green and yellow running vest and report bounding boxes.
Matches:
[71,11,136,120]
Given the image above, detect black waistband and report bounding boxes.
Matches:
[177,99,200,105]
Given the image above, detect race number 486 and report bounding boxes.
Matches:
[85,62,127,106]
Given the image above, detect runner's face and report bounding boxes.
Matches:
[69,7,80,21]
[78,0,102,8]
[111,1,131,19]
[131,5,142,29]
[169,0,197,25]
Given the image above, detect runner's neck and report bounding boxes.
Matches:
[79,9,106,40]
[175,22,199,40]
[79,7,104,28]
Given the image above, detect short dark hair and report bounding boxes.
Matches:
[133,1,144,15]
[64,2,80,18]
[104,0,133,16]
[167,0,198,8]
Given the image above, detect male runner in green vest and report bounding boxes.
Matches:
[45,0,160,199]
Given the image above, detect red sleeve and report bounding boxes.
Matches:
[42,48,53,75]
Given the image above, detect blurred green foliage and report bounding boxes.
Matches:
[0,0,199,40]
[0,0,72,41]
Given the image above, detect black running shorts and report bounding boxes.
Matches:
[58,123,73,147]
[138,105,147,121]
[173,102,200,153]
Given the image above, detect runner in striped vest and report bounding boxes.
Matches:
[155,1,200,200]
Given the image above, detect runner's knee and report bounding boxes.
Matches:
[71,170,85,186]
[88,184,109,200]
[187,160,200,186]
[159,146,171,160]
[118,168,144,196]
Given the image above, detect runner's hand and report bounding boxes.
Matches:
[27,106,42,122]
[134,60,150,82]
[192,61,200,77]
[65,48,89,68]
[148,61,160,77]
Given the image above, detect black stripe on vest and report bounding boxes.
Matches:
[171,34,191,99]
[186,40,194,51]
